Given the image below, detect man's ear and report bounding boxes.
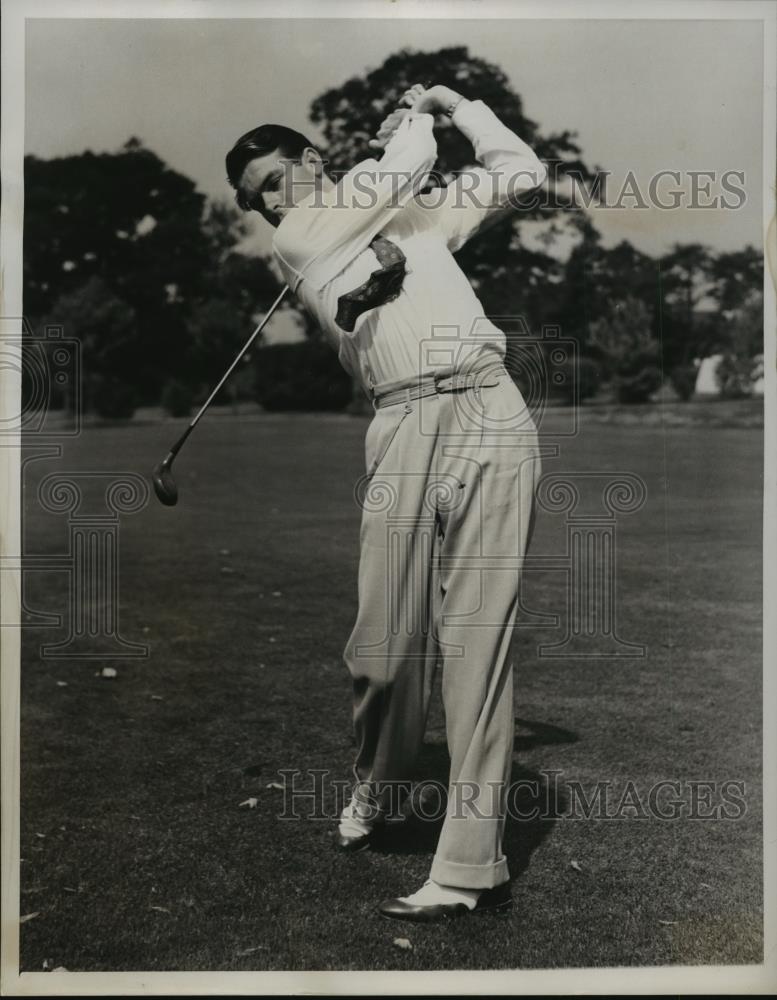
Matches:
[301,146,323,169]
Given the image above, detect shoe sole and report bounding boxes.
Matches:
[378,899,513,923]
[334,833,374,854]
[337,840,371,854]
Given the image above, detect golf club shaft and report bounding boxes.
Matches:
[168,284,290,457]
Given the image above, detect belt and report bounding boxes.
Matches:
[372,361,508,410]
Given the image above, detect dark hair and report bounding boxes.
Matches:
[225,124,315,211]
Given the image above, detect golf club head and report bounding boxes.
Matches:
[152,456,178,506]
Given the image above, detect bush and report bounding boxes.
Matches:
[614,365,663,404]
[90,375,136,420]
[546,356,602,404]
[254,340,353,412]
[588,297,663,404]
[715,353,755,399]
[669,364,698,402]
[161,378,194,417]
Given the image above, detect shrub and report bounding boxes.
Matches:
[254,341,352,412]
[161,378,195,418]
[614,366,663,404]
[547,356,602,404]
[669,363,698,402]
[588,297,662,404]
[715,353,755,399]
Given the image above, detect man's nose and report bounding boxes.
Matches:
[265,192,287,212]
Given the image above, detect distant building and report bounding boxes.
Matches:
[695,354,723,395]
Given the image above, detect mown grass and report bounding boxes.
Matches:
[18,405,762,971]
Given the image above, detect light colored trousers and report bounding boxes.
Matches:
[343,367,541,889]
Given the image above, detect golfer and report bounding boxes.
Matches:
[226,83,546,923]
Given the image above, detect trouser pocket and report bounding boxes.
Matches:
[364,405,411,478]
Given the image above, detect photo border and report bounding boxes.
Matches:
[2,0,775,994]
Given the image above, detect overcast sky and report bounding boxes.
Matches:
[25,16,764,266]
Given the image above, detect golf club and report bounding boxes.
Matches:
[152,284,290,506]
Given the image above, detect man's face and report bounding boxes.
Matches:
[238,148,323,227]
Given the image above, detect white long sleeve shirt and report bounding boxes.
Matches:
[272,99,547,392]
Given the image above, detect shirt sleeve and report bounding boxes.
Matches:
[272,112,437,292]
[408,98,547,252]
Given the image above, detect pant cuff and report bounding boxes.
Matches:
[429,854,509,890]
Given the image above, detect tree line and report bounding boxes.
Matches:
[23,46,763,417]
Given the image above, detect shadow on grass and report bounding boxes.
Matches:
[370,716,577,883]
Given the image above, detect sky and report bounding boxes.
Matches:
[25,16,764,250]
[24,15,765,339]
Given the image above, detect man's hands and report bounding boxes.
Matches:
[402,83,461,116]
[368,107,412,151]
[368,83,463,151]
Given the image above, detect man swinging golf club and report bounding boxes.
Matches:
[225,83,546,923]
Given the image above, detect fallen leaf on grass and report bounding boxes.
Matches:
[35,832,46,839]
[393,937,413,951]
[239,798,259,809]
[658,919,678,925]
[570,860,583,872]
[20,912,40,923]
[700,882,713,890]
[63,887,78,893]
[265,782,284,790]
[237,945,268,956]
[149,905,170,914]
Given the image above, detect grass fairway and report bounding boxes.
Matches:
[18,405,763,972]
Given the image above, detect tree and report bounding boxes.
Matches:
[187,209,285,399]
[557,224,659,351]
[588,297,662,404]
[41,276,138,417]
[24,148,285,404]
[725,292,764,360]
[308,47,594,328]
[24,139,211,318]
[708,245,763,315]
[310,46,591,180]
[713,291,764,399]
[657,243,715,369]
